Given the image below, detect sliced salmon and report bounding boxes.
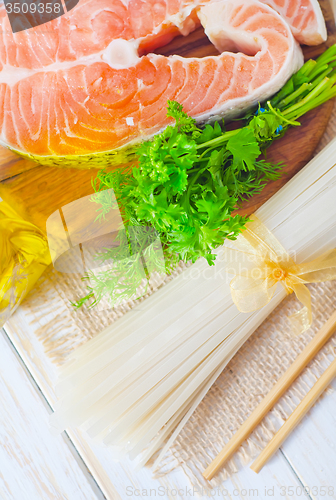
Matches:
[0,0,309,160]
[261,0,327,45]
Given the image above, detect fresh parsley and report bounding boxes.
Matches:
[74,45,336,308]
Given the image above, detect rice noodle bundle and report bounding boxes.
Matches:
[51,138,336,467]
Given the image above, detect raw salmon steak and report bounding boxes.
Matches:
[0,0,324,165]
[261,0,327,45]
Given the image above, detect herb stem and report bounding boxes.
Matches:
[300,59,317,76]
[283,77,331,117]
[278,82,311,107]
[196,128,240,150]
[286,87,336,121]
[308,63,330,81]
[315,45,336,65]
[198,147,215,160]
[267,102,300,126]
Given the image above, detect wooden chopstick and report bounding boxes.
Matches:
[251,356,336,473]
[203,310,336,481]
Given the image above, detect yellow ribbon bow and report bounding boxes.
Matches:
[0,199,51,326]
[226,215,336,334]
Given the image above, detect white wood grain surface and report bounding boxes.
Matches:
[279,378,336,500]
[0,329,104,500]
[2,3,336,496]
[3,294,329,500]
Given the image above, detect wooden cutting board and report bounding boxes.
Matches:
[0,0,335,230]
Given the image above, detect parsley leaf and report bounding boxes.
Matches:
[227,128,261,171]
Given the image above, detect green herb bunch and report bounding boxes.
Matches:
[75,45,336,308]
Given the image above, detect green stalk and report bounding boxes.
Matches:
[315,45,336,65]
[283,77,332,117]
[268,102,300,126]
[300,59,317,76]
[197,46,336,154]
[285,78,336,121]
[307,62,330,81]
[310,67,336,87]
[195,128,240,150]
[288,88,336,121]
[278,82,311,107]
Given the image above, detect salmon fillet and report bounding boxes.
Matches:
[0,0,310,162]
[261,0,327,45]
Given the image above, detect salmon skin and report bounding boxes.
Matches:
[0,0,324,167]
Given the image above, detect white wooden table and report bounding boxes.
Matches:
[2,2,336,496]
[1,319,336,500]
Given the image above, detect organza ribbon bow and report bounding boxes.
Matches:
[0,199,51,326]
[226,215,336,334]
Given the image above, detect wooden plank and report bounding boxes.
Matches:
[0,147,38,182]
[331,0,336,19]
[0,329,104,500]
[280,379,336,500]
[0,165,96,232]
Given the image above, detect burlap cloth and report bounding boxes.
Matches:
[25,102,336,490]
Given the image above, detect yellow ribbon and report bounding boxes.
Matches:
[0,199,51,325]
[226,215,336,334]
